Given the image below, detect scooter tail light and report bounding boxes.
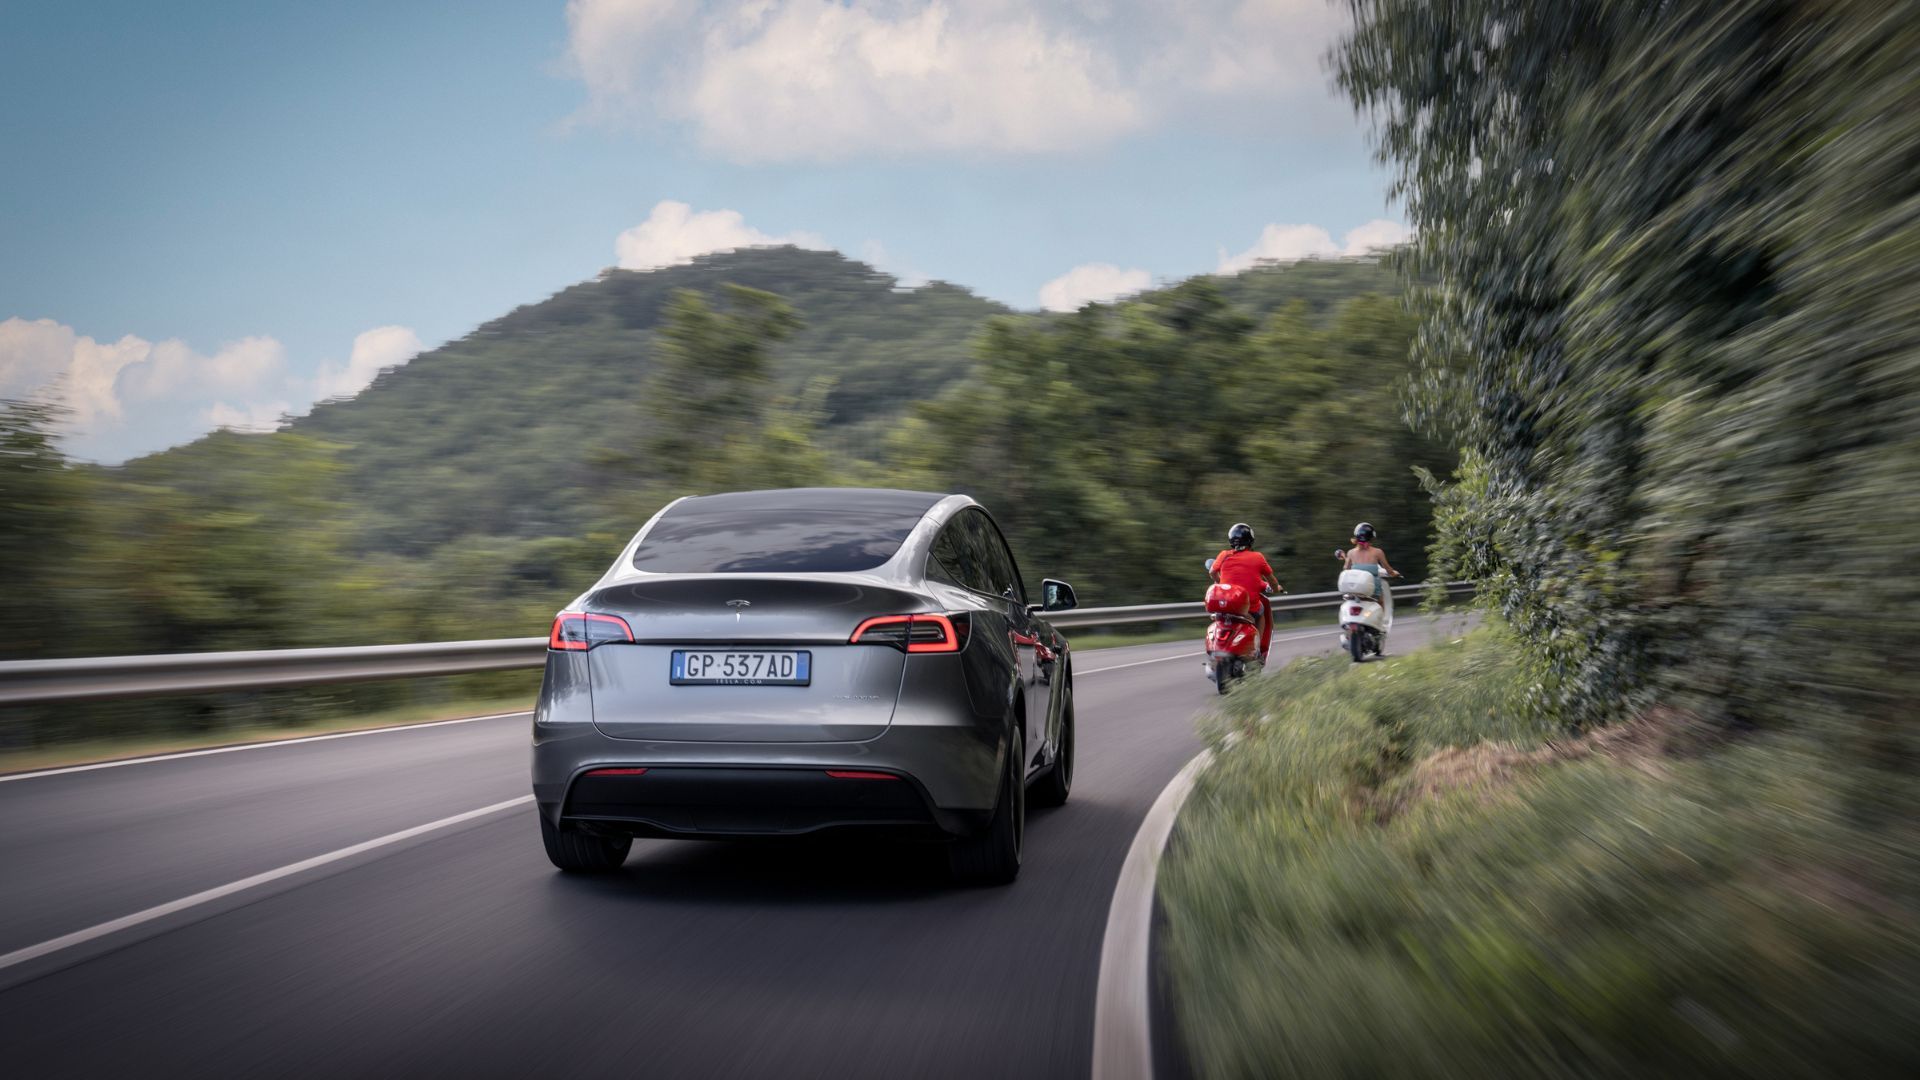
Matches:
[1348,605,1364,616]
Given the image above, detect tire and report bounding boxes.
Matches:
[1032,686,1073,808]
[949,727,1025,885]
[1213,659,1231,695]
[540,812,631,873]
[1348,629,1367,663]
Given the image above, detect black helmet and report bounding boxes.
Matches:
[1353,522,1376,542]
[1227,523,1255,550]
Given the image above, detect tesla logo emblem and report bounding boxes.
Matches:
[727,599,751,622]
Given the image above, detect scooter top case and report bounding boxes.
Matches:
[1338,568,1382,597]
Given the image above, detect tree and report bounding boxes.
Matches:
[0,397,82,661]
[642,284,814,490]
[1335,0,1920,772]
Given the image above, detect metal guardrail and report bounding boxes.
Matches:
[0,582,1473,706]
[1046,581,1473,628]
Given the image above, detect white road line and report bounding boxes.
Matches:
[1076,627,1336,675]
[0,711,532,784]
[1091,748,1213,1080]
[0,795,534,974]
[1077,651,1205,675]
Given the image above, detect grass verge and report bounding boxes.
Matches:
[1159,623,1919,1077]
[0,693,534,775]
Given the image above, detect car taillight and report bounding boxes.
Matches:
[549,612,634,651]
[849,613,964,653]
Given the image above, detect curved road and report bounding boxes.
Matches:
[0,615,1471,1078]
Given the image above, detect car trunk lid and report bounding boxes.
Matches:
[584,576,921,743]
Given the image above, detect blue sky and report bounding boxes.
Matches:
[1,1,1402,462]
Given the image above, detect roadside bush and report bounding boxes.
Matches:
[1336,0,1920,779]
[1161,629,1920,1078]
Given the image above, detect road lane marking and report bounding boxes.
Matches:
[1077,651,1205,674]
[1076,628,1335,675]
[0,711,532,784]
[1091,748,1213,1080]
[0,795,534,975]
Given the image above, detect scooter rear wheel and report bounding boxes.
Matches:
[1214,659,1231,694]
[1348,630,1367,663]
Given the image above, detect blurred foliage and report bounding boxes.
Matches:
[0,398,78,660]
[1163,627,1919,1077]
[1156,3,1920,1075]
[1,250,1432,747]
[1335,0,1920,776]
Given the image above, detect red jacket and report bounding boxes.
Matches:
[1212,549,1273,597]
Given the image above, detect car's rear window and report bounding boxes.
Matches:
[632,506,925,574]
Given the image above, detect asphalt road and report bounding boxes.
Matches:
[0,613,1473,1079]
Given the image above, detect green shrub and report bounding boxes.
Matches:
[1162,629,1919,1078]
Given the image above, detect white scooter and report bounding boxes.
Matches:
[1336,566,1396,662]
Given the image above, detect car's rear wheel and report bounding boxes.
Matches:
[1032,686,1073,807]
[948,727,1024,885]
[540,812,631,873]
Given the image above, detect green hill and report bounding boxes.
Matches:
[289,247,1011,552]
[270,247,1400,555]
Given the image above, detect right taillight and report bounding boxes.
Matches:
[850,613,964,653]
[549,612,634,651]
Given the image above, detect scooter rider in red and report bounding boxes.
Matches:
[1210,523,1285,663]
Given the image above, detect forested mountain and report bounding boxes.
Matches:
[289,248,1012,552]
[276,246,1400,554]
[2,247,1433,746]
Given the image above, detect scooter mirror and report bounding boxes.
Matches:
[1204,558,1215,573]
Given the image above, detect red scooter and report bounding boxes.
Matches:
[1204,582,1262,694]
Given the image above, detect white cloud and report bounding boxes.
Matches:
[1216,224,1340,273]
[859,240,929,289]
[565,1,1347,162]
[1038,263,1152,312]
[615,200,826,271]
[1215,219,1413,273]
[313,325,423,402]
[1339,218,1414,256]
[0,317,425,463]
[206,400,294,433]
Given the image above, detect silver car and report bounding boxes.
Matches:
[531,488,1079,884]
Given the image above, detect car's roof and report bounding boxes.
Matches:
[662,487,952,517]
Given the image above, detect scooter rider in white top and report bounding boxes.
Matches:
[1335,522,1402,629]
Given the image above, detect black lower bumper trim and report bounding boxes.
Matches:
[563,766,954,838]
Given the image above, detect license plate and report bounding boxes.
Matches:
[670,650,811,686]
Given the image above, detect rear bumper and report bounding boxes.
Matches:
[555,765,988,839]
[531,639,1009,838]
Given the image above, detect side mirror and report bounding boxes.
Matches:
[1203,557,1215,573]
[1040,578,1078,613]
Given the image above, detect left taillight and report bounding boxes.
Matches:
[549,612,634,651]
[849,613,964,653]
